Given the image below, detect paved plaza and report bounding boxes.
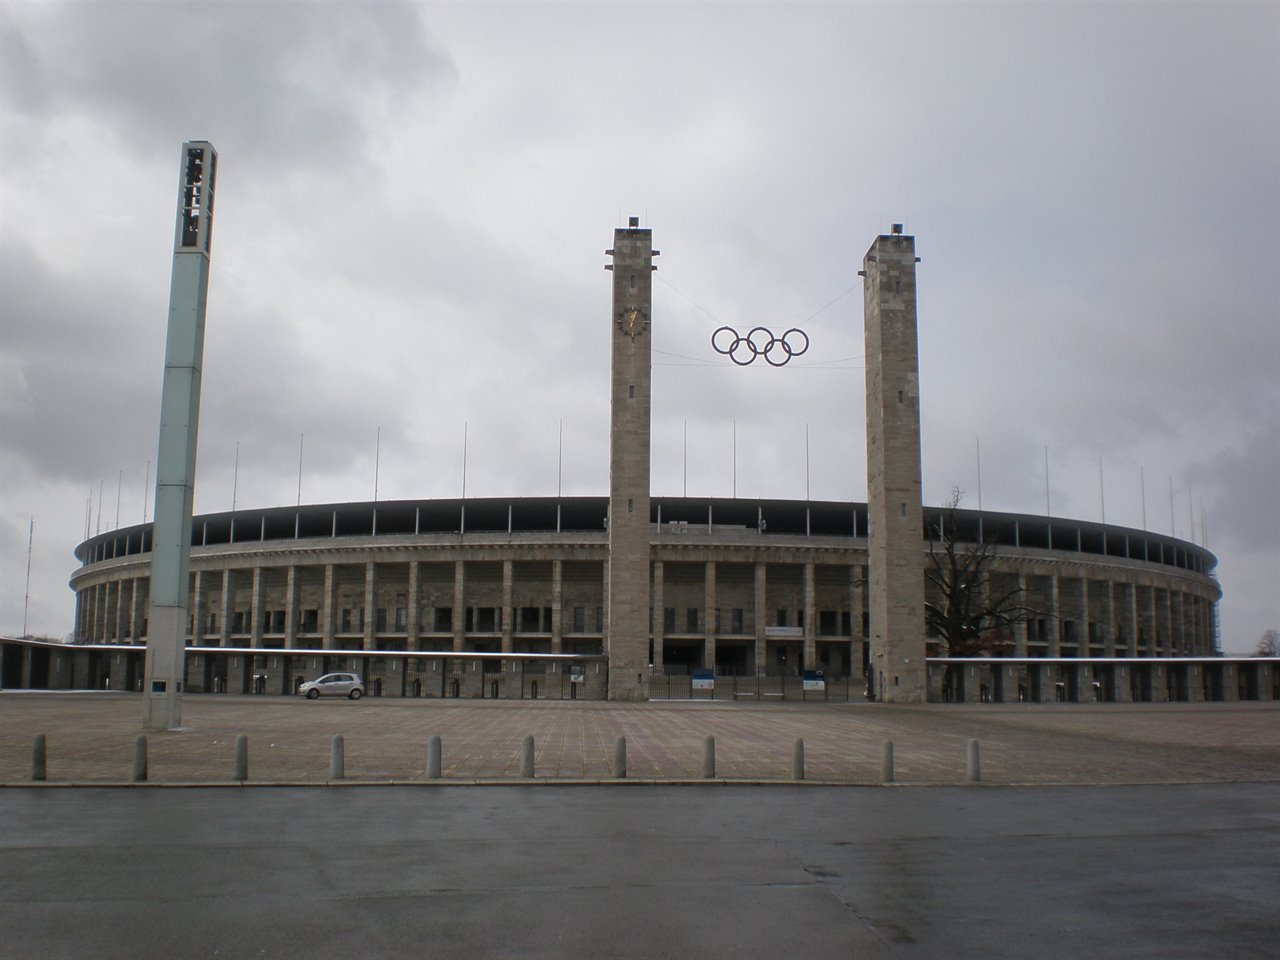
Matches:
[3,782,1278,959]
[1,692,1277,785]
[3,694,1278,959]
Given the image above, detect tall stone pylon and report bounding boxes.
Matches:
[863,225,927,703]
[605,217,657,700]
[143,142,217,730]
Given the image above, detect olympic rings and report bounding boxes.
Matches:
[711,325,810,367]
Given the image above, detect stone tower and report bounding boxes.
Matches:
[863,226,927,703]
[605,217,656,700]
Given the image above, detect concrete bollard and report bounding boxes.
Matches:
[132,735,148,783]
[966,738,981,783]
[792,738,805,781]
[520,735,535,778]
[233,735,249,781]
[330,735,345,780]
[881,740,895,783]
[32,734,46,782]
[614,736,627,779]
[703,735,716,779]
[426,735,442,779]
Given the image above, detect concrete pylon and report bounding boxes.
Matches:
[143,142,217,730]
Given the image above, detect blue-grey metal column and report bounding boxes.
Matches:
[143,141,217,730]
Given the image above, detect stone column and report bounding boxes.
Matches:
[98,583,108,641]
[803,562,816,671]
[1148,585,1160,654]
[321,564,335,650]
[551,559,563,655]
[249,566,264,649]
[284,565,298,650]
[1079,575,1091,653]
[108,580,120,640]
[1104,581,1117,657]
[363,561,376,651]
[191,570,205,644]
[753,562,767,677]
[128,579,143,642]
[704,560,717,672]
[652,560,665,674]
[73,589,85,642]
[849,564,864,678]
[1129,579,1141,655]
[1048,573,1061,656]
[219,570,234,647]
[95,582,107,641]
[407,560,420,650]
[501,559,514,654]
[452,560,465,653]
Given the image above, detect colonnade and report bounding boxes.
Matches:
[72,547,1219,672]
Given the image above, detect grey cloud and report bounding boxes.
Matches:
[1187,423,1280,556]
[1,2,454,174]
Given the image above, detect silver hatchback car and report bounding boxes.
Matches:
[298,673,365,700]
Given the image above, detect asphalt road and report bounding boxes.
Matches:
[2,782,1277,959]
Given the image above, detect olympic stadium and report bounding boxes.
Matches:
[0,199,1274,705]
[26,490,1262,706]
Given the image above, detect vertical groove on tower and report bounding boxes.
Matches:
[864,228,927,703]
[605,218,655,700]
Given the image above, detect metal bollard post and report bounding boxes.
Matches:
[614,736,627,779]
[133,735,148,783]
[966,738,981,783]
[520,735,535,778]
[330,734,345,780]
[233,735,248,782]
[792,738,805,781]
[426,735,442,779]
[703,735,716,779]
[31,734,46,782]
[881,740,895,783]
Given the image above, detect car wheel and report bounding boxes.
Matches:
[349,689,363,700]
[306,689,319,700]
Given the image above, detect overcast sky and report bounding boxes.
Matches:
[1,2,1276,653]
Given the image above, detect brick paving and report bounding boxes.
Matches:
[1,691,1277,785]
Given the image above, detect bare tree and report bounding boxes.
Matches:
[925,487,1034,658]
[1255,629,1280,657]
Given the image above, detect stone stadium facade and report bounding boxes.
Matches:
[28,492,1267,704]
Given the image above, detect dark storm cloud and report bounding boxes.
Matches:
[0,1,454,173]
